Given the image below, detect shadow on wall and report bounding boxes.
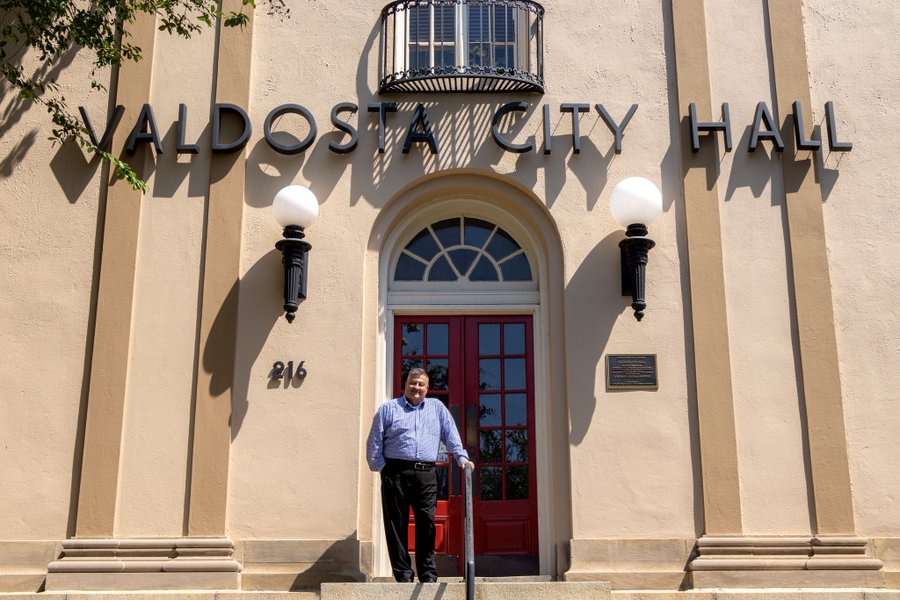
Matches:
[239,533,367,589]
[720,121,839,204]
[563,233,625,447]
[247,94,542,212]
[34,2,846,212]
[811,124,841,200]
[2,46,99,193]
[723,124,782,203]
[198,250,287,440]
[48,137,103,203]
[659,0,704,536]
[1,129,37,179]
[0,43,79,137]
[246,16,615,210]
[1,46,78,130]
[290,533,368,587]
[153,121,214,199]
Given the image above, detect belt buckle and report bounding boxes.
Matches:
[414,462,428,471]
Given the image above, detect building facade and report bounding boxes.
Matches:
[1,0,899,593]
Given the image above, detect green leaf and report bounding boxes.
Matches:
[1,0,289,193]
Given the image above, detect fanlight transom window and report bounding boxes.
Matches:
[394,217,532,283]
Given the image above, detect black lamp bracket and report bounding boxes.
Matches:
[619,223,656,321]
[275,225,312,323]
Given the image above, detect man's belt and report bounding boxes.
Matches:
[386,458,435,471]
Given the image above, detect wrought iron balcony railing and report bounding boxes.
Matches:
[379,0,545,94]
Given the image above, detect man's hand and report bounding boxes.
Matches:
[461,460,475,471]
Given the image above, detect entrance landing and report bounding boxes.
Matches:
[321,581,611,600]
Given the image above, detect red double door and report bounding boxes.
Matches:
[394,315,539,576]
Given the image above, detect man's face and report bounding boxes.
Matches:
[404,374,429,405]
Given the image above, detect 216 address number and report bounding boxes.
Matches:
[271,360,308,381]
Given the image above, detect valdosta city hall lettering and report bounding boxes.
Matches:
[79,99,852,159]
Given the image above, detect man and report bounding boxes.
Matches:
[366,368,475,583]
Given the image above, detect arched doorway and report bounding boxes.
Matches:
[363,173,569,579]
[390,215,538,576]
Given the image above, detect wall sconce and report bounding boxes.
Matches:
[609,177,663,321]
[273,185,319,323]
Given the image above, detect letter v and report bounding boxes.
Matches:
[78,105,125,151]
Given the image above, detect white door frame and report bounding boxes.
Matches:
[371,198,557,577]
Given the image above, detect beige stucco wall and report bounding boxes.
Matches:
[1,0,900,590]
[115,24,216,538]
[557,1,696,539]
[226,3,375,542]
[804,0,900,535]
[0,48,106,539]
[706,0,812,535]
[219,0,696,545]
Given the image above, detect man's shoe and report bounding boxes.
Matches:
[420,576,438,583]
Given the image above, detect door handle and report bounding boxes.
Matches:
[465,404,479,497]
[465,404,478,448]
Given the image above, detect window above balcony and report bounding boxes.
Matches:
[379,0,545,94]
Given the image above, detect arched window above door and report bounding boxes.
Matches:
[394,217,533,283]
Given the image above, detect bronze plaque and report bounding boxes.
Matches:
[606,354,658,390]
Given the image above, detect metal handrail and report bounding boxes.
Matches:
[464,463,475,600]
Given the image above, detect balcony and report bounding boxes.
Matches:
[379,0,545,94]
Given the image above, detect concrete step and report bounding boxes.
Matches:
[370,575,552,583]
[321,581,611,600]
[2,588,900,600]
[0,595,318,600]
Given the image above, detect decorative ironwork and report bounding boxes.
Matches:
[379,0,545,94]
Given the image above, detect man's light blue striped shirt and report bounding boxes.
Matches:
[366,396,469,472]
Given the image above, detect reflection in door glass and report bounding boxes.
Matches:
[481,466,502,500]
[478,323,501,354]
[427,358,449,390]
[401,358,424,382]
[480,430,502,462]
[506,430,528,462]
[479,358,501,390]
[504,358,526,390]
[479,394,501,426]
[506,466,529,500]
[436,465,449,500]
[504,323,526,354]
[402,323,424,354]
[505,393,527,425]
[427,323,449,354]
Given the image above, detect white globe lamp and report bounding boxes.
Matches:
[609,176,663,228]
[608,177,662,322]
[273,185,319,323]
[273,185,319,229]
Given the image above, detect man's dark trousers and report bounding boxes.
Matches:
[380,460,438,582]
